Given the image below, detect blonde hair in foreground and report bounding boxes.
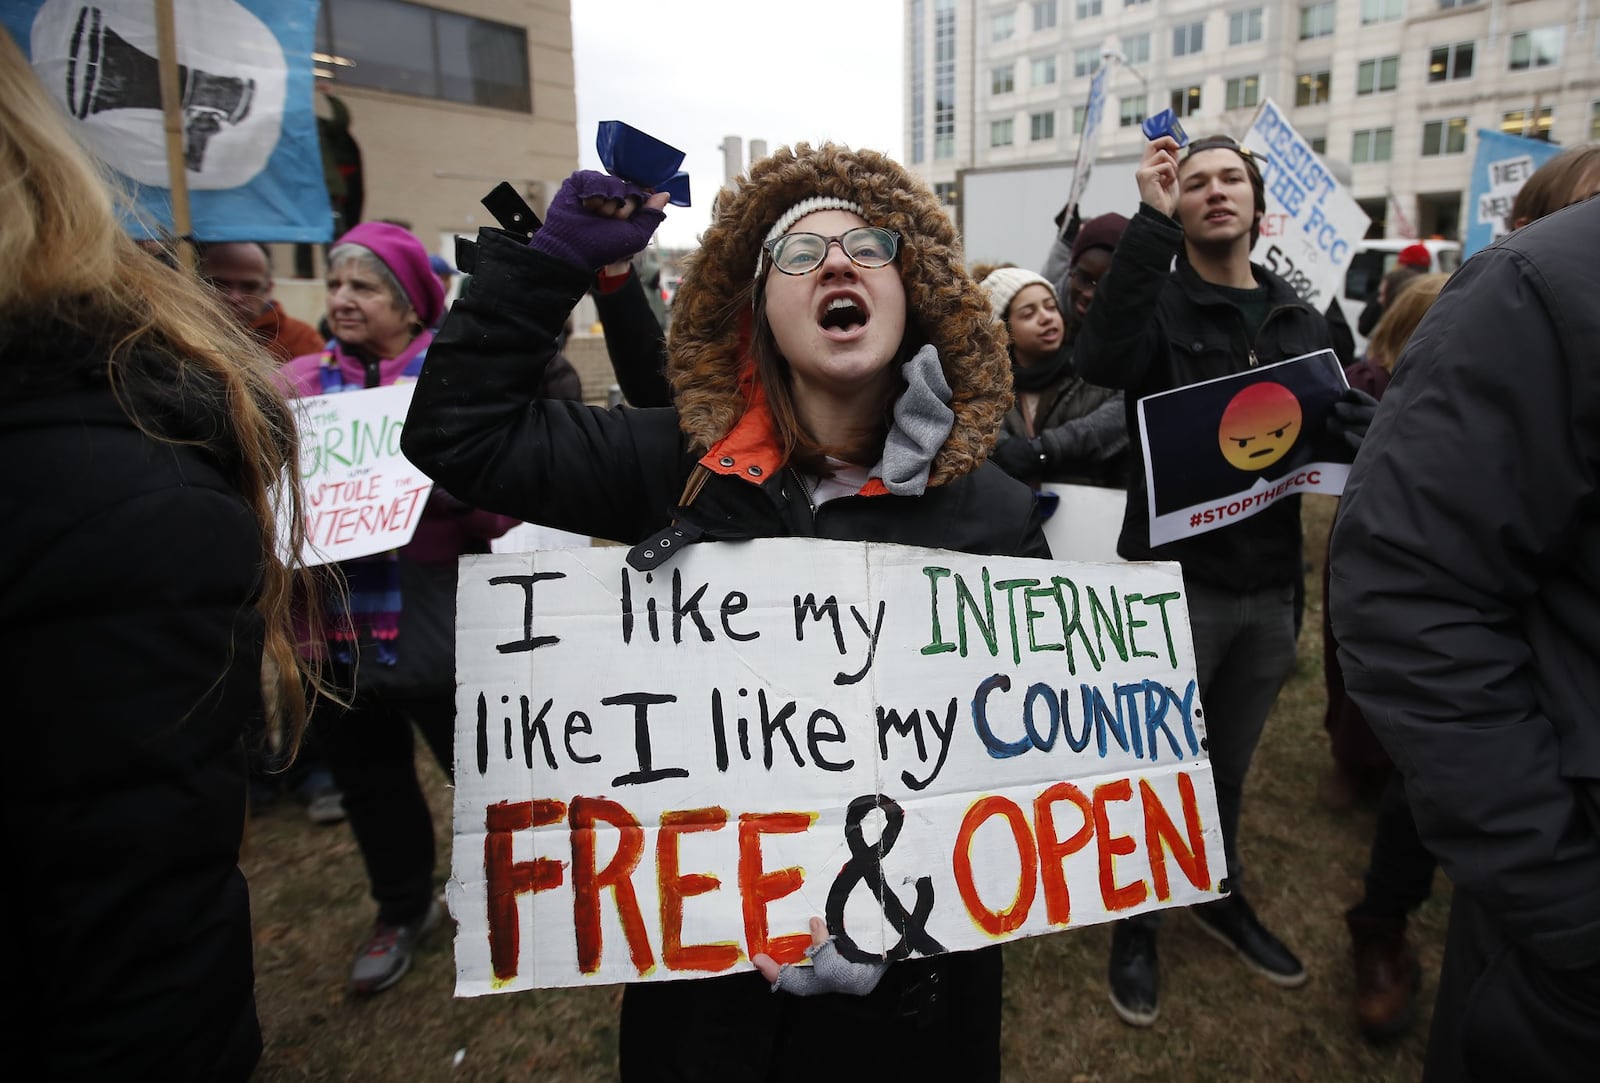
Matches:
[0,29,320,754]
[1366,273,1449,373]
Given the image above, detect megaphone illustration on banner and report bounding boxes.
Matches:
[65,4,255,173]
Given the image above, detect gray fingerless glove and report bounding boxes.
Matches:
[528,170,666,271]
[769,937,889,997]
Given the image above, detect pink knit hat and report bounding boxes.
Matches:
[337,222,446,327]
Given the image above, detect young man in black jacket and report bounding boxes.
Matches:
[1074,134,1335,1026]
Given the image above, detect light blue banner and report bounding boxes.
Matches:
[2,0,331,241]
[1464,129,1561,257]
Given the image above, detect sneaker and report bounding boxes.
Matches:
[1108,920,1160,1026]
[1191,894,1308,988]
[306,788,346,825]
[349,899,443,995]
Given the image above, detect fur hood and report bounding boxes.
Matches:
[666,143,1011,488]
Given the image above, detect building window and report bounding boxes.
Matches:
[1074,45,1101,77]
[1429,41,1474,83]
[1437,0,1479,7]
[1033,56,1058,86]
[1073,104,1088,133]
[316,0,531,111]
[1592,101,1600,142]
[1119,94,1148,127]
[1225,74,1260,110]
[1031,111,1057,140]
[1299,1,1334,39]
[910,0,925,163]
[1173,22,1204,57]
[1310,135,1327,153]
[992,66,1015,95]
[1361,0,1402,24]
[1296,69,1332,106]
[934,0,956,159]
[1034,1,1059,29]
[1357,56,1400,95]
[1352,127,1394,163]
[1122,32,1150,65]
[1171,85,1202,117]
[1422,117,1469,156]
[991,11,1015,42]
[1077,0,1104,16]
[991,119,1015,147]
[1501,106,1555,142]
[1509,29,1563,71]
[1125,0,1150,6]
[1229,8,1264,46]
[934,181,957,205]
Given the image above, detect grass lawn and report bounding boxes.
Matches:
[245,495,1445,1081]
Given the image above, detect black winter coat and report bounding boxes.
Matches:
[402,233,1047,1082]
[1330,198,1600,1079]
[1075,204,1333,590]
[0,326,262,1080]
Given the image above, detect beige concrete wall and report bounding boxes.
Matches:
[272,0,578,281]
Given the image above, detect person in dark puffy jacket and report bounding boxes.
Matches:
[980,211,1130,490]
[0,33,316,1080]
[1331,193,1600,1083]
[403,143,1046,1083]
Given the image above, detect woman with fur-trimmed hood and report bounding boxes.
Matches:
[403,143,1047,1081]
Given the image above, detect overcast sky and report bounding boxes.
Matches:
[571,0,905,249]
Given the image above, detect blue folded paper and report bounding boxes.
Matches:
[596,120,692,207]
[1140,108,1188,148]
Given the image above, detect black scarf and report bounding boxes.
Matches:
[1011,343,1072,392]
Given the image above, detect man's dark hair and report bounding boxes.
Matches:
[1182,135,1267,246]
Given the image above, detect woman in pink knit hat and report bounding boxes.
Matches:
[282,222,516,995]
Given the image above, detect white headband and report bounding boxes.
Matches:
[755,197,866,279]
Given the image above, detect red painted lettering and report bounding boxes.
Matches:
[569,796,654,975]
[1140,773,1212,900]
[1093,778,1148,911]
[736,812,813,965]
[952,795,1038,935]
[657,807,739,973]
[483,798,566,981]
[1033,782,1095,925]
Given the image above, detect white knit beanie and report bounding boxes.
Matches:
[980,266,1055,323]
[755,196,865,278]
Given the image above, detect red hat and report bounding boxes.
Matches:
[1396,244,1432,269]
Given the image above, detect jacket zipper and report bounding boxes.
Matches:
[788,466,818,515]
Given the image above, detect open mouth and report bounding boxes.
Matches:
[818,295,868,336]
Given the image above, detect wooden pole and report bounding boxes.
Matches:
[153,0,195,271]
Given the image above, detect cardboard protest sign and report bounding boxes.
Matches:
[1464,129,1562,257]
[1243,101,1370,311]
[290,384,433,566]
[450,538,1222,994]
[1137,350,1350,546]
[3,0,331,242]
[1041,483,1125,564]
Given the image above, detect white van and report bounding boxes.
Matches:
[1342,238,1461,355]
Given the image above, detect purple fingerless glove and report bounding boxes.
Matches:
[528,170,666,271]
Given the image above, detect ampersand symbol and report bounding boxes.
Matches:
[825,794,945,964]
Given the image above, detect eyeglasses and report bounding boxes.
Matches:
[762,226,901,276]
